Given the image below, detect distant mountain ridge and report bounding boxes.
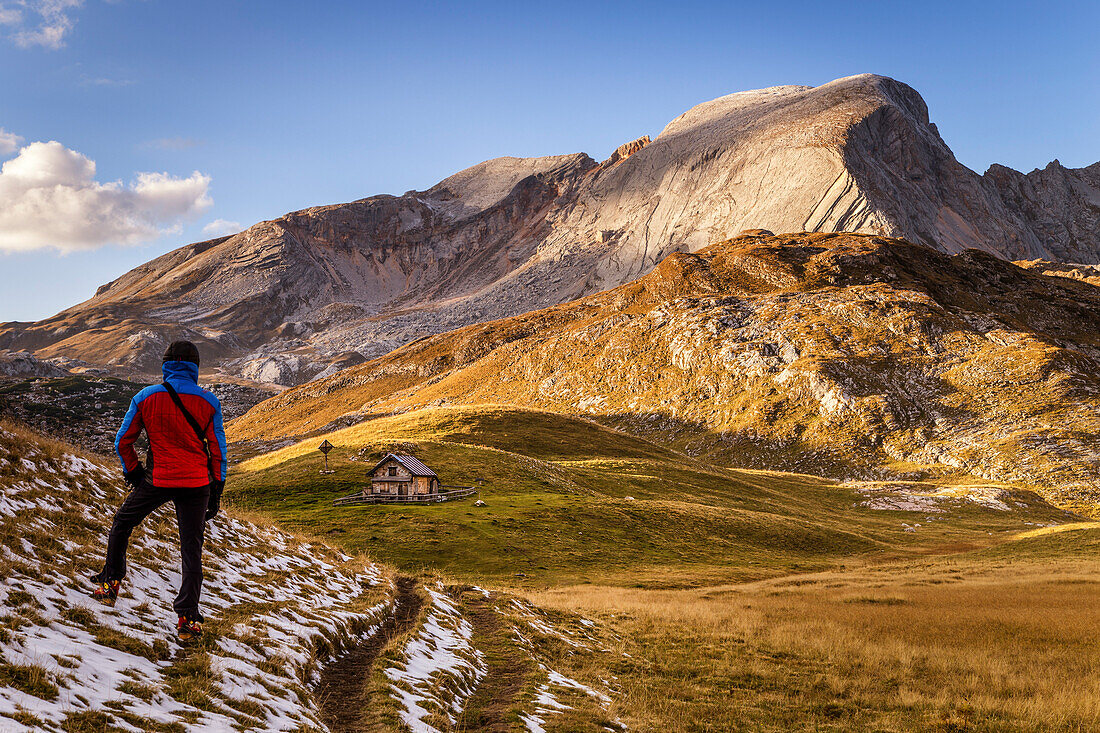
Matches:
[2,73,1098,384]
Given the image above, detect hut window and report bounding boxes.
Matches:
[388,466,397,476]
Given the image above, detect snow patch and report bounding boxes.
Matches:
[384,586,487,733]
[0,435,386,732]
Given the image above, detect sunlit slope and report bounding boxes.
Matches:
[229,405,1071,586]
[232,232,1100,511]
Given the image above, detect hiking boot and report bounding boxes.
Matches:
[176,617,203,643]
[91,579,121,606]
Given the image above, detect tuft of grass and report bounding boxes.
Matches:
[162,652,216,711]
[52,654,80,669]
[61,605,97,626]
[2,710,45,728]
[222,695,267,722]
[92,625,170,662]
[61,710,118,732]
[843,596,908,605]
[117,679,157,702]
[6,590,42,609]
[112,712,186,733]
[0,662,59,701]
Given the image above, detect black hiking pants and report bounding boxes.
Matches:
[100,479,211,621]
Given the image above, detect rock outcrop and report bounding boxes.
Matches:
[602,135,651,166]
[2,74,1098,384]
[1015,259,1100,287]
[0,351,69,379]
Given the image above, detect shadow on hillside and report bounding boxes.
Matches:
[256,400,955,485]
[591,410,900,482]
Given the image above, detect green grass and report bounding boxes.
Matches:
[230,406,1069,586]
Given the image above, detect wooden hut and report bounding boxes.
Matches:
[366,453,439,497]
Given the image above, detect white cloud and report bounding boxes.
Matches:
[2,0,82,49]
[0,139,212,253]
[202,219,244,237]
[0,6,22,25]
[0,128,23,156]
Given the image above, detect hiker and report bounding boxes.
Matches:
[90,340,227,642]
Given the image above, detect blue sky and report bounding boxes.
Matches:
[1,0,1097,321]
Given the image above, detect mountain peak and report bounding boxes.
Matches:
[2,74,1098,385]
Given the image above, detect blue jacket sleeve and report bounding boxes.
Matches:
[115,394,144,472]
[204,395,228,482]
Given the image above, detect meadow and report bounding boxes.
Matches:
[222,404,1100,731]
[228,406,1067,588]
[532,530,1100,731]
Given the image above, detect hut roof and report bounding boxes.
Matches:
[370,453,438,478]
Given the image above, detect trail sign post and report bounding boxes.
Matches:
[318,440,335,474]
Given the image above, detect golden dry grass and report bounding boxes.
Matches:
[527,552,1100,732]
[1009,521,1100,541]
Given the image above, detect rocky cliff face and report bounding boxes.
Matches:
[986,161,1100,262]
[2,74,1097,384]
[231,232,1100,512]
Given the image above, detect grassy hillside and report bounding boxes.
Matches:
[2,413,1093,731]
[0,420,625,732]
[230,232,1100,513]
[228,405,1071,587]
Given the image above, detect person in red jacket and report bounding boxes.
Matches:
[91,340,227,642]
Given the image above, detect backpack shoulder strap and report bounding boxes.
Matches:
[162,381,215,481]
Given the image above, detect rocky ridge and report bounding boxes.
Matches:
[2,74,1098,385]
[0,351,68,379]
[231,232,1100,512]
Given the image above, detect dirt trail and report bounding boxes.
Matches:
[454,588,534,732]
[316,575,424,733]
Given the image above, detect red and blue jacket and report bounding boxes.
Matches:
[115,360,228,488]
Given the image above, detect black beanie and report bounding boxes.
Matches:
[163,340,200,366]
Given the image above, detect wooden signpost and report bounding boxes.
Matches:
[319,439,335,474]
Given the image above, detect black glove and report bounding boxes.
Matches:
[123,464,146,488]
[205,479,224,521]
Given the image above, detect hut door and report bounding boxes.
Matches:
[399,483,408,496]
